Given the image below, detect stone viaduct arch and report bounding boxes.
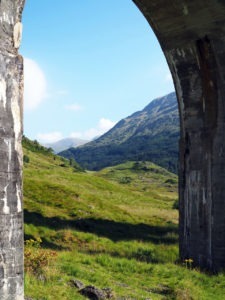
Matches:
[0,0,225,298]
[133,0,225,273]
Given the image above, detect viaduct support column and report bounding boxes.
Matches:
[168,37,225,271]
[134,0,225,271]
[0,0,25,298]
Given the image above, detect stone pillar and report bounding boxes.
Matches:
[133,0,225,271]
[0,0,25,299]
[167,38,225,271]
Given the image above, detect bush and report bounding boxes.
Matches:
[165,178,177,185]
[132,161,148,171]
[69,158,85,172]
[119,176,132,184]
[23,155,30,163]
[24,238,57,276]
[173,199,179,209]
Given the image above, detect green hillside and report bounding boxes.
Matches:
[60,92,179,173]
[23,138,225,300]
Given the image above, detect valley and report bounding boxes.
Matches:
[23,138,224,300]
[60,92,179,174]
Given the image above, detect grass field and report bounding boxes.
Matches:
[23,138,225,300]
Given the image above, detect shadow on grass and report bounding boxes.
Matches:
[81,248,177,264]
[24,209,178,245]
[24,232,65,250]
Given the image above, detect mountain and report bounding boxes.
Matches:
[44,137,89,153]
[60,92,180,173]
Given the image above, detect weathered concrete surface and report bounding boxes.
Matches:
[0,0,25,299]
[133,0,225,271]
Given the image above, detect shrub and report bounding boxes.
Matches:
[119,176,132,184]
[24,238,57,276]
[23,155,30,163]
[165,178,177,185]
[69,158,85,172]
[173,199,179,209]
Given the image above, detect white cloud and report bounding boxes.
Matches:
[70,132,82,139]
[70,118,116,140]
[98,118,116,131]
[36,118,116,143]
[65,103,83,111]
[83,128,100,140]
[24,58,47,110]
[37,131,63,143]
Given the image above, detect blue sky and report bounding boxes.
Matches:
[20,0,174,143]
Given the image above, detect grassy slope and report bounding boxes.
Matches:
[23,141,225,300]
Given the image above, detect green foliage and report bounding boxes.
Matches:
[22,136,47,153]
[132,161,148,171]
[25,238,57,276]
[173,199,179,210]
[165,178,177,185]
[69,157,85,172]
[23,154,30,163]
[22,136,54,155]
[23,135,83,172]
[118,176,132,184]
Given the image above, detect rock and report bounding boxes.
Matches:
[79,285,106,300]
[37,273,46,282]
[102,287,114,299]
[150,284,173,296]
[69,278,84,289]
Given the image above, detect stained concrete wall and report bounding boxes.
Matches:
[0,0,25,299]
[133,0,225,271]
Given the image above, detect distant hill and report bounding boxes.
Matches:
[60,92,180,173]
[44,137,89,153]
[22,136,84,172]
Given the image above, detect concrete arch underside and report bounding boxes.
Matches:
[0,0,225,298]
